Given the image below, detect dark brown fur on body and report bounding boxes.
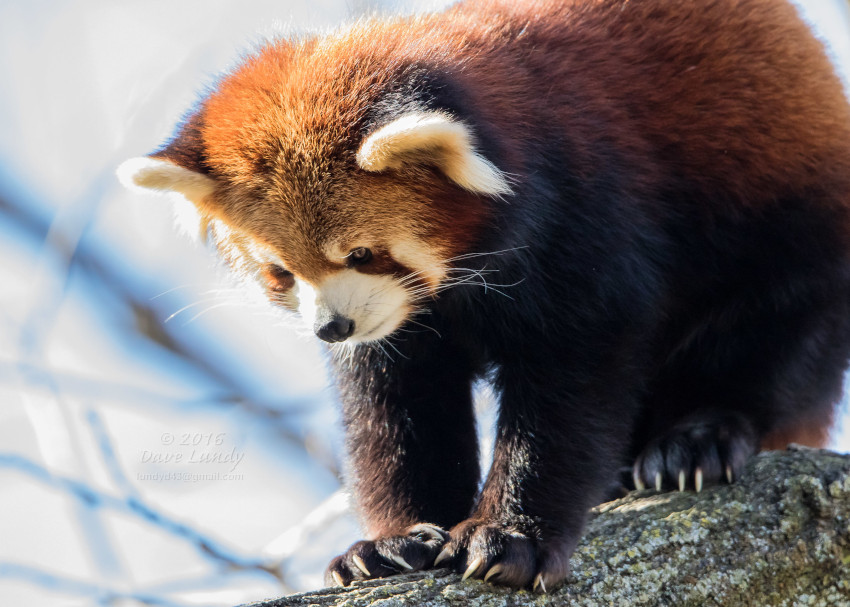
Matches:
[122,0,850,593]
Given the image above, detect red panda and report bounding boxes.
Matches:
[118,0,850,592]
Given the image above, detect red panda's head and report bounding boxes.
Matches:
[118,32,511,344]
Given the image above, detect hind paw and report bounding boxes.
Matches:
[633,412,757,492]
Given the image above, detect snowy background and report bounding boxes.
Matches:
[0,1,848,606]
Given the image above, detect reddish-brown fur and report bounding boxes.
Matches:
[141,0,850,591]
[158,0,850,292]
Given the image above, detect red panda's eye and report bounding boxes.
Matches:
[262,264,295,292]
[347,247,372,266]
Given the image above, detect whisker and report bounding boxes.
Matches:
[443,246,529,263]
[372,341,394,362]
[380,337,410,360]
[164,297,235,323]
[153,284,247,301]
[406,276,525,302]
[182,301,243,324]
[404,318,442,339]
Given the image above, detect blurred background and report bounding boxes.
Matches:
[0,1,848,606]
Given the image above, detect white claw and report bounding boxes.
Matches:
[433,545,453,567]
[409,523,446,543]
[678,470,686,492]
[390,554,413,571]
[725,465,734,484]
[695,467,704,493]
[462,556,484,581]
[484,563,504,583]
[331,571,345,587]
[655,471,663,491]
[352,554,371,577]
[533,572,548,594]
[633,469,645,491]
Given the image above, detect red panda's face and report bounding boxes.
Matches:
[118,39,510,344]
[204,164,481,344]
[119,109,509,344]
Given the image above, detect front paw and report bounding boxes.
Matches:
[434,519,570,591]
[325,523,447,587]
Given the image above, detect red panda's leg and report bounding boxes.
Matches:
[633,275,850,492]
[634,272,850,492]
[324,340,479,586]
[434,356,645,591]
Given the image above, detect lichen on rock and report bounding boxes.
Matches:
[244,448,850,607]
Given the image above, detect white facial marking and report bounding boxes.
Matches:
[322,240,351,263]
[300,270,409,343]
[295,277,319,328]
[389,239,447,291]
[321,240,377,266]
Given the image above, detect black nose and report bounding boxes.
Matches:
[315,315,355,343]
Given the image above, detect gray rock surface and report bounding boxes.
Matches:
[243,447,850,606]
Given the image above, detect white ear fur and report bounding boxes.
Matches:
[117,156,217,241]
[116,157,216,205]
[356,112,511,196]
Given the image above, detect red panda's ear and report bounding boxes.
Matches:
[356,111,511,196]
[117,108,216,206]
[116,156,216,206]
[116,156,217,241]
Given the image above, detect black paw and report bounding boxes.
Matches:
[325,523,447,587]
[633,411,757,492]
[434,519,570,592]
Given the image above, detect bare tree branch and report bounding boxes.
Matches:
[0,452,290,590]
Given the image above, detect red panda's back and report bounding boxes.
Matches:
[200,0,850,218]
[451,0,850,209]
